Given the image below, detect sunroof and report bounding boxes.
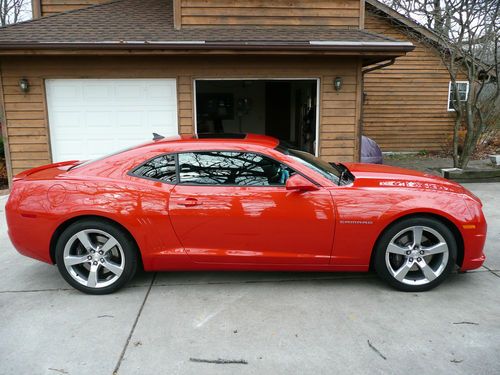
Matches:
[196,133,247,139]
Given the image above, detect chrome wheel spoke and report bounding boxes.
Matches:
[393,261,412,282]
[65,255,90,266]
[77,231,94,252]
[387,243,408,255]
[101,237,118,254]
[423,242,448,255]
[412,226,423,247]
[417,259,437,282]
[87,264,99,288]
[101,259,123,277]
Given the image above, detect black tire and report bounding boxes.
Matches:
[374,216,457,292]
[55,219,138,295]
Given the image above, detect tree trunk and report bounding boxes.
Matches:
[452,113,462,168]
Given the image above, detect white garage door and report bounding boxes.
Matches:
[46,79,178,162]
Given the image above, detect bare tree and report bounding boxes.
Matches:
[380,0,500,168]
[0,0,30,26]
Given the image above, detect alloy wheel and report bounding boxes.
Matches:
[63,229,125,289]
[385,225,449,286]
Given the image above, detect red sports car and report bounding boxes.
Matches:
[6,134,486,294]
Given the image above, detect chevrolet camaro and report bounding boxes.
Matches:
[6,133,487,294]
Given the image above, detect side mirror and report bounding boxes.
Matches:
[285,174,319,192]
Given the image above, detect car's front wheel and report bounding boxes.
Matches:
[374,217,457,292]
[55,219,138,294]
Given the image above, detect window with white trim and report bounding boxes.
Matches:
[447,81,469,111]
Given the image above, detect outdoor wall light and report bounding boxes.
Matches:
[334,77,343,91]
[19,78,30,93]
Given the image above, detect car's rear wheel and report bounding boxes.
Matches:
[374,217,457,292]
[55,219,138,294]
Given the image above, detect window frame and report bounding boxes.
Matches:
[129,149,317,188]
[447,81,469,112]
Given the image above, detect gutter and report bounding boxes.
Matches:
[0,41,415,53]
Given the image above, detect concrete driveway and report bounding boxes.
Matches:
[0,183,499,375]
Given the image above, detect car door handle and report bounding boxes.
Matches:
[178,198,201,207]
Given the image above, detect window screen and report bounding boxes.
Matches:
[178,151,293,186]
[133,154,177,183]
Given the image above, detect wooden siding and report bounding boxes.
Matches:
[180,0,361,28]
[0,55,361,176]
[364,10,455,151]
[39,0,109,16]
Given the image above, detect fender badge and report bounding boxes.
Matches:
[340,220,373,225]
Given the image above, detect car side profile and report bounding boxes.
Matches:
[6,133,487,294]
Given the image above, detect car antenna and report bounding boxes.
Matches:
[153,132,165,141]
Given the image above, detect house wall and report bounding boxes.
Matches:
[179,0,362,28]
[363,9,455,151]
[0,55,361,176]
[36,0,362,28]
[38,0,109,16]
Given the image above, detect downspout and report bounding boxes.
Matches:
[358,58,396,160]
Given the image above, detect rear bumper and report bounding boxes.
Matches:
[7,218,54,264]
[6,191,54,265]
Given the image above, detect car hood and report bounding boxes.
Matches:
[342,163,466,194]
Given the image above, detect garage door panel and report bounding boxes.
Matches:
[48,85,80,101]
[56,141,86,160]
[116,111,144,127]
[85,111,114,128]
[147,84,177,99]
[46,79,178,162]
[83,85,111,101]
[148,110,177,129]
[50,111,81,125]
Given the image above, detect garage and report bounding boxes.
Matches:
[195,79,319,155]
[45,79,178,162]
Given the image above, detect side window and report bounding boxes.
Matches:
[447,81,469,111]
[178,151,294,186]
[132,154,177,183]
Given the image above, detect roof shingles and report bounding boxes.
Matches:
[0,0,413,51]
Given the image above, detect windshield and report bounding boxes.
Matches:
[278,146,341,185]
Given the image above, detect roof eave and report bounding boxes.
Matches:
[0,41,415,54]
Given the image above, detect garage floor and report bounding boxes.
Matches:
[1,183,499,375]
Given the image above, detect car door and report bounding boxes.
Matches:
[168,151,335,265]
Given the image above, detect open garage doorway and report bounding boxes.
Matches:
[194,79,319,155]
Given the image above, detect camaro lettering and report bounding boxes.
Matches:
[340,220,373,225]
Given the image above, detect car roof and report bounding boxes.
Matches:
[148,133,280,150]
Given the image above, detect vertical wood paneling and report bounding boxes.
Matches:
[177,75,194,134]
[173,0,182,29]
[364,9,455,151]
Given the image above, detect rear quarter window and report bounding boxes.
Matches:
[131,154,177,183]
